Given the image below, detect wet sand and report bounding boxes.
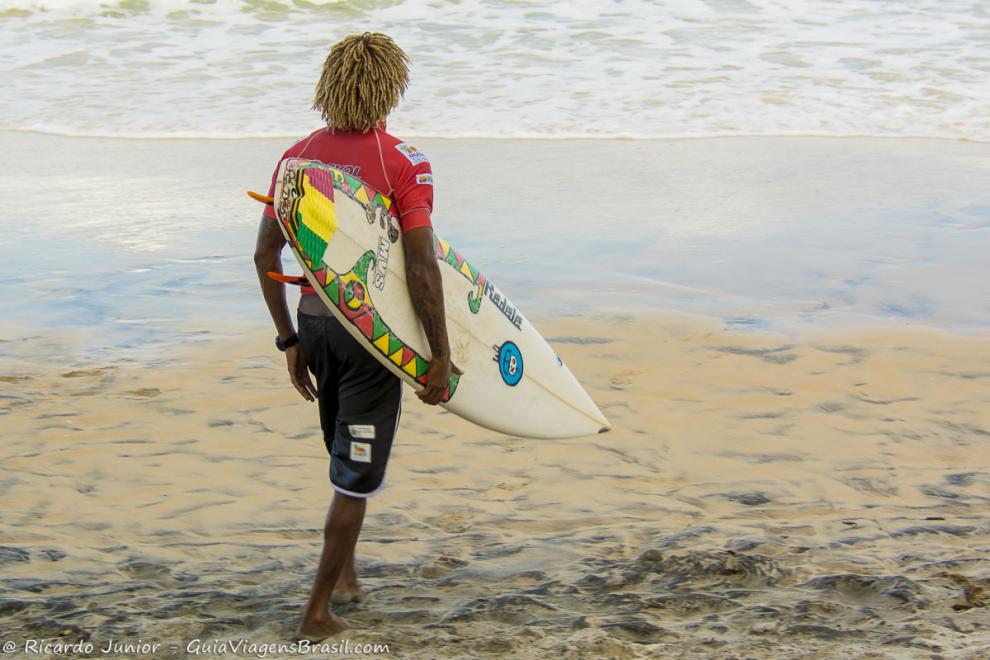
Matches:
[4,131,990,349]
[2,313,989,658]
[2,130,989,656]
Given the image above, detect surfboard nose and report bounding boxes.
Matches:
[553,369,611,438]
[567,392,610,436]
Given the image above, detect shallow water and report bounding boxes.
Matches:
[1,132,988,367]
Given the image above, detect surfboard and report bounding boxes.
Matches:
[255,158,609,439]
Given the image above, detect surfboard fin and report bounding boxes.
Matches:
[247,191,274,205]
[267,272,309,286]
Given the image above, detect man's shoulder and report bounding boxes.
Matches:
[381,131,430,168]
[280,128,325,158]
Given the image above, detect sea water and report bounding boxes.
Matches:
[0,0,987,141]
[0,0,988,357]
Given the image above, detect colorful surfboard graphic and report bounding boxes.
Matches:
[278,161,460,401]
[434,236,488,314]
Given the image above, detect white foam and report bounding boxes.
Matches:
[1,0,988,141]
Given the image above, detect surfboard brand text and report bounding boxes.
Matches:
[373,236,390,291]
[483,282,523,330]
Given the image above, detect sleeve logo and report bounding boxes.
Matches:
[395,143,429,165]
[415,173,433,185]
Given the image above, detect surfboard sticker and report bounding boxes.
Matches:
[495,341,524,386]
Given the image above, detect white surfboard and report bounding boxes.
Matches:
[268,158,609,439]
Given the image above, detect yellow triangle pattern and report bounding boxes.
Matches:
[373,334,390,354]
[389,348,404,366]
[402,359,419,377]
[355,186,370,205]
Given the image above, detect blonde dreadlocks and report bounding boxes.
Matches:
[313,33,410,133]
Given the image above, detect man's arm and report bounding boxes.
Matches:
[402,226,458,405]
[254,213,317,402]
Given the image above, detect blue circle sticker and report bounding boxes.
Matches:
[497,341,524,386]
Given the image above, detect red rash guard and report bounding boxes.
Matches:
[264,125,434,295]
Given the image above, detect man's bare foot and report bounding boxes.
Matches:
[331,575,367,605]
[296,611,349,642]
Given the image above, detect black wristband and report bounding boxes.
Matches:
[275,333,299,352]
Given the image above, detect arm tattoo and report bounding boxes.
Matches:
[407,260,450,360]
[260,216,286,249]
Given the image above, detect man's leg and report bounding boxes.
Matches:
[333,545,366,604]
[297,491,366,640]
[297,315,401,639]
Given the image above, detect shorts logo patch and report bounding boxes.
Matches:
[395,143,429,165]
[415,173,433,185]
[349,424,376,439]
[350,441,372,463]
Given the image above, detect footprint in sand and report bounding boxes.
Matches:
[420,554,469,579]
[428,511,473,533]
[941,572,990,611]
[123,388,162,398]
[609,370,642,391]
[494,478,531,492]
[119,560,177,588]
[61,368,113,378]
[243,528,314,541]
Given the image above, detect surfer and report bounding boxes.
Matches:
[253,33,457,640]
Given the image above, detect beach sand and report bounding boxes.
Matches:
[1,131,989,657]
[2,312,989,658]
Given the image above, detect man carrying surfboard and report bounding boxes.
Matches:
[253,33,457,640]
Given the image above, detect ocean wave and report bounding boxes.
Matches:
[6,126,989,143]
[1,0,988,141]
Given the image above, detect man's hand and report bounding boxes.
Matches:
[417,356,463,406]
[286,345,317,402]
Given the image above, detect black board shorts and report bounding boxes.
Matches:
[298,312,402,497]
